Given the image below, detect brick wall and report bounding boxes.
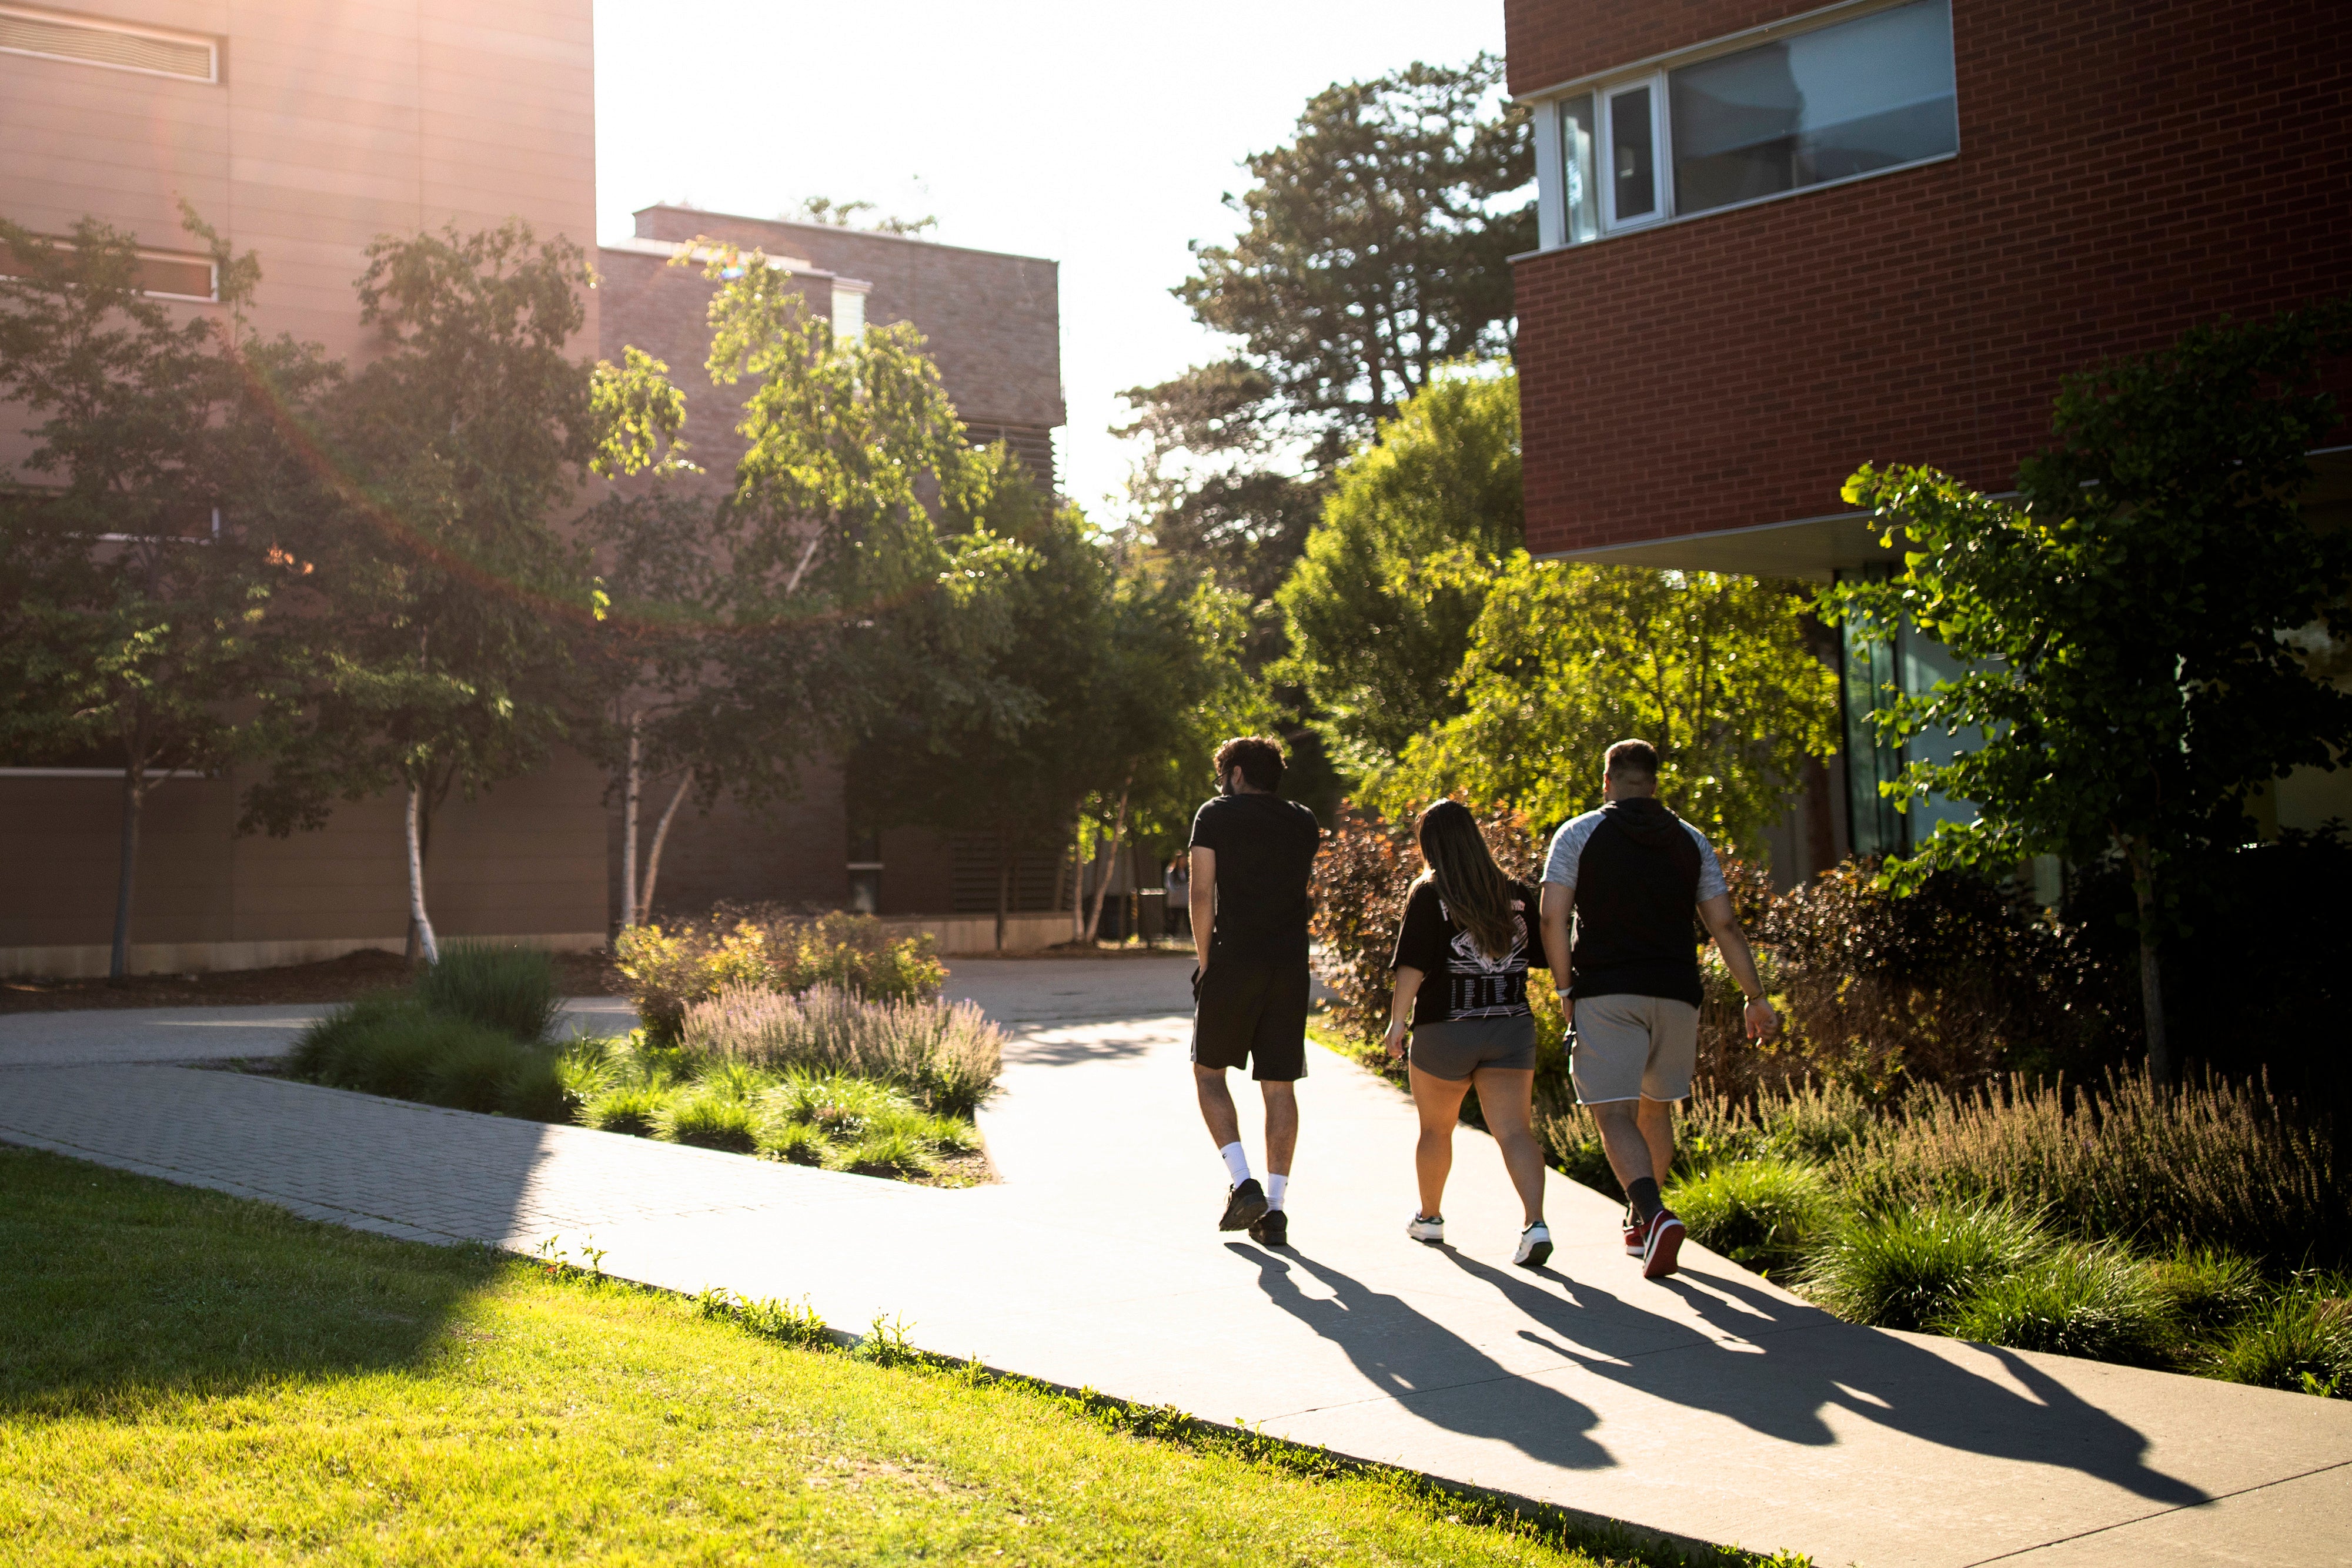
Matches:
[1506,0,2352,557]
[632,206,1064,447]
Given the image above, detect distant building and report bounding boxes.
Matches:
[0,9,1076,974]
[1505,0,2352,876]
[0,0,606,977]
[594,205,1071,934]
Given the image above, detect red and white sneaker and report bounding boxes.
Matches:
[1636,1209,1685,1279]
[1622,1211,1643,1257]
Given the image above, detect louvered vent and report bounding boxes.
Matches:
[0,8,216,82]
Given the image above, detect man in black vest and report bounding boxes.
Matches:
[1539,739,1779,1278]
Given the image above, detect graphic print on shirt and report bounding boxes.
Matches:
[1440,895,1531,1018]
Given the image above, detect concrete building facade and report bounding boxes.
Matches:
[1,0,607,975]
[1505,0,2352,867]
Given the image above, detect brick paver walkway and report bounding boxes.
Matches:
[3,958,2347,1568]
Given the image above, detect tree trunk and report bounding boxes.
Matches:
[994,824,1011,954]
[2130,861,2170,1083]
[637,772,691,927]
[406,779,440,967]
[619,715,642,933]
[1083,780,1132,948]
[108,755,146,982]
[1067,813,1085,945]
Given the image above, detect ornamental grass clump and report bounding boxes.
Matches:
[290,995,566,1121]
[681,984,1004,1117]
[2207,1276,2352,1397]
[1664,1158,1831,1276]
[1936,1239,2171,1363]
[416,941,562,1042]
[654,1091,760,1154]
[1799,1201,2047,1332]
[1832,1067,2342,1264]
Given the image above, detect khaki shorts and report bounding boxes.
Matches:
[1569,992,1699,1104]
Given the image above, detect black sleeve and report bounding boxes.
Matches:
[1188,800,1220,852]
[1391,882,1449,974]
[1514,881,1551,971]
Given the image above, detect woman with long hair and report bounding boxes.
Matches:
[1383,800,1552,1267]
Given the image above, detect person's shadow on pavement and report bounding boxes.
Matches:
[1237,1243,1616,1472]
[1439,1248,2206,1507]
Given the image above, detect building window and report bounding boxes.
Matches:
[847,831,883,915]
[0,5,218,83]
[1538,0,1956,248]
[0,238,218,301]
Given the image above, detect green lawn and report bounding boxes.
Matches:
[0,1146,1790,1567]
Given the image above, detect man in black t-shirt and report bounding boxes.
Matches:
[1187,734,1322,1248]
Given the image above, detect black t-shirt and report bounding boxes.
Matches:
[1188,792,1322,964]
[1389,877,1548,1027]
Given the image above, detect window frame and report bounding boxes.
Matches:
[0,4,220,84]
[1524,0,1958,253]
[1600,75,1668,233]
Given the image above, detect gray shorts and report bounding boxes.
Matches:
[1409,1013,1538,1081]
[1570,992,1699,1104]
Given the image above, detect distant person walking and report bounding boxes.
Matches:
[1539,740,1779,1279]
[1165,856,1192,941]
[1382,801,1553,1267]
[1187,735,1322,1248]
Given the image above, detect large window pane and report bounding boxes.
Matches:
[1608,85,1657,223]
[1671,0,1956,217]
[1560,93,1599,244]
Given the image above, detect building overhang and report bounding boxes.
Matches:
[1544,449,2352,580]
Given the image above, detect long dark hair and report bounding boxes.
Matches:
[1415,800,1515,960]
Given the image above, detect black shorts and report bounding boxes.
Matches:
[1190,959,1310,1081]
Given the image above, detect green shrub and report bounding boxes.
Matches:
[2147,1246,2269,1338]
[614,910,947,1040]
[289,992,433,1093]
[1800,1202,2047,1331]
[417,942,561,1042]
[496,1048,572,1123]
[1938,1241,2170,1363]
[682,985,1003,1115]
[553,1038,624,1106]
[420,1032,537,1115]
[582,1084,672,1137]
[654,1092,759,1154]
[292,995,513,1105]
[2207,1278,2352,1397]
[1666,1159,1830,1276]
[1833,1067,2343,1265]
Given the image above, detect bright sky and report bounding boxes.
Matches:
[592,0,1505,520]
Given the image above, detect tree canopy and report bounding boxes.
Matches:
[1821,300,2352,1074]
[1381,557,1841,854]
[1275,367,1521,770]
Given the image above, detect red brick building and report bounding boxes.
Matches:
[1505,0,2352,864]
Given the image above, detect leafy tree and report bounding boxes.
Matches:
[250,222,676,962]
[1275,367,1521,773]
[1115,52,1531,603]
[1822,302,2352,1079]
[1177,53,1531,454]
[1382,556,1842,854]
[787,196,938,237]
[0,208,335,978]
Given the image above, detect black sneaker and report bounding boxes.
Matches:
[1248,1208,1288,1248]
[1220,1179,1268,1231]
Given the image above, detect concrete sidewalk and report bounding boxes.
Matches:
[1,957,2344,1566]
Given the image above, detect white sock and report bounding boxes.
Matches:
[1267,1173,1288,1212]
[1220,1141,1252,1186]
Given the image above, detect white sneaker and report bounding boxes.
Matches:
[1406,1213,1445,1243]
[1514,1222,1553,1269]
